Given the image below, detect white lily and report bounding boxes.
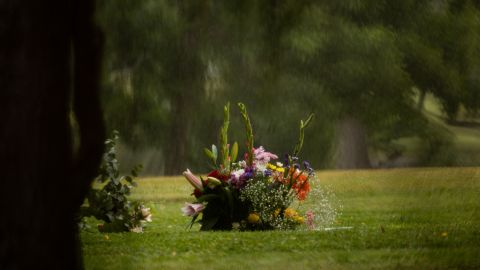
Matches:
[181,203,205,216]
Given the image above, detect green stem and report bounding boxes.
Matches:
[238,103,254,166]
[220,103,230,170]
[293,113,314,157]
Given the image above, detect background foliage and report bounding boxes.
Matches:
[95,0,480,175]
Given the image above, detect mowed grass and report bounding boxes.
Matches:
[81,168,480,269]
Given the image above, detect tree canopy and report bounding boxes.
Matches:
[96,0,480,174]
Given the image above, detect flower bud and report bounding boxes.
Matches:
[183,169,204,191]
[206,177,222,188]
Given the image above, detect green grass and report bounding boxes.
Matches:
[82,167,480,269]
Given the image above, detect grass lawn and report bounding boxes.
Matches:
[81,167,480,269]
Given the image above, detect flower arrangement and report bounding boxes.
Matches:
[182,103,315,231]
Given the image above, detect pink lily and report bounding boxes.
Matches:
[306,210,315,230]
[254,146,278,163]
[183,169,204,191]
[181,203,205,216]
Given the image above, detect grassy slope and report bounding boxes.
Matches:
[82,168,480,269]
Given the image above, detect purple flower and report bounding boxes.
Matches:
[181,203,205,216]
[303,160,315,175]
[230,167,254,189]
[242,167,254,180]
[284,154,290,167]
[303,161,310,169]
[230,176,246,189]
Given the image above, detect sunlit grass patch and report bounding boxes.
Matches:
[82,167,480,269]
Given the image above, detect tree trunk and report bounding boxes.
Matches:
[164,92,191,175]
[163,2,207,175]
[0,1,104,269]
[335,116,371,169]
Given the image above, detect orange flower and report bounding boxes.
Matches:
[291,170,310,201]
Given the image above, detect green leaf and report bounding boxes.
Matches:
[224,187,235,219]
[204,148,215,162]
[220,103,230,169]
[196,194,220,203]
[303,113,314,128]
[106,212,115,222]
[200,216,219,231]
[231,142,238,163]
[211,144,218,161]
[238,103,254,166]
[293,113,315,156]
[113,178,121,186]
[131,164,142,177]
[187,214,200,229]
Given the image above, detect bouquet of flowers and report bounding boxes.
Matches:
[182,103,315,231]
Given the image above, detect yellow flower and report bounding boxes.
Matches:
[276,167,285,173]
[284,208,298,219]
[267,163,277,170]
[294,216,305,224]
[247,213,260,224]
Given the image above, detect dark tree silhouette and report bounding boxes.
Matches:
[0,0,104,269]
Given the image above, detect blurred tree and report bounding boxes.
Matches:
[287,3,416,168]
[160,1,209,175]
[97,0,213,174]
[96,0,168,148]
[287,0,480,168]
[400,0,480,121]
[96,0,480,173]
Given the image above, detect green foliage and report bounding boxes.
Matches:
[96,0,480,172]
[195,186,244,231]
[238,103,254,166]
[231,141,239,163]
[293,113,314,156]
[204,103,241,172]
[80,131,150,232]
[219,103,230,170]
[418,123,456,166]
[239,178,294,230]
[204,145,218,168]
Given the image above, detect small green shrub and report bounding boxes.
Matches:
[79,131,151,232]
